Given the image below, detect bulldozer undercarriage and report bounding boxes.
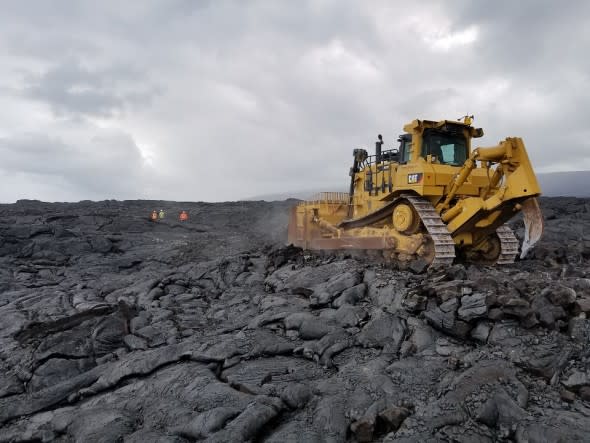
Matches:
[307,194,521,270]
[401,195,455,268]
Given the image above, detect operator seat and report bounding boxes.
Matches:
[430,145,443,162]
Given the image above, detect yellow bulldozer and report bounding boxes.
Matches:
[288,117,544,270]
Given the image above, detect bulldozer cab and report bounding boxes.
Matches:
[398,119,483,166]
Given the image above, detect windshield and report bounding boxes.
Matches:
[421,130,467,166]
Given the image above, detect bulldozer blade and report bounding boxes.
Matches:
[520,197,544,259]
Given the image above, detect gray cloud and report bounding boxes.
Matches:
[23,59,156,118]
[0,130,154,201]
[0,0,588,202]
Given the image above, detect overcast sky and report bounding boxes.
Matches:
[1,0,588,202]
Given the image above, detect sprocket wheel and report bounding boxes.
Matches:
[464,233,502,265]
[392,202,421,234]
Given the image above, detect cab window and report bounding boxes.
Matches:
[422,130,467,166]
[402,142,412,163]
[440,144,466,164]
[398,134,413,164]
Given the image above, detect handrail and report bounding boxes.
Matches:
[303,192,350,204]
[361,149,399,168]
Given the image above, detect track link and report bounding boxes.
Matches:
[403,195,456,268]
[496,224,519,264]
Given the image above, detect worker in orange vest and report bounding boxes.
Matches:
[179,210,189,221]
[150,210,158,222]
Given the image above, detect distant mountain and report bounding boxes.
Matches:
[247,171,590,201]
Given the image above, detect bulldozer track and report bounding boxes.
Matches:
[496,224,519,264]
[402,194,456,268]
[338,194,456,268]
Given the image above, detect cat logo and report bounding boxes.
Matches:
[407,173,423,184]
